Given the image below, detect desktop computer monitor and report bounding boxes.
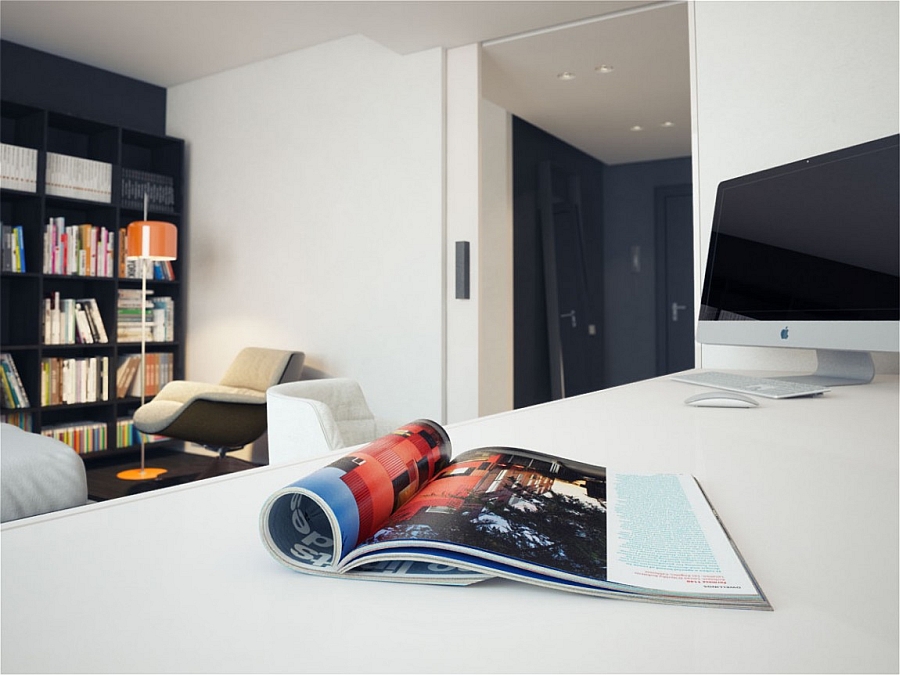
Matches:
[697,133,899,385]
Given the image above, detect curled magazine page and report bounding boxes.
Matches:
[260,420,487,583]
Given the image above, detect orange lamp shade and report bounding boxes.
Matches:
[126,220,178,260]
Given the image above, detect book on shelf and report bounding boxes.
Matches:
[0,143,38,193]
[116,355,140,398]
[41,420,107,455]
[45,152,112,203]
[0,353,31,409]
[117,289,174,342]
[42,293,108,345]
[116,352,174,398]
[2,223,27,272]
[120,168,176,214]
[43,218,114,277]
[40,356,109,406]
[80,298,109,343]
[260,420,771,610]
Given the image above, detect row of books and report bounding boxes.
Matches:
[41,420,108,455]
[40,356,110,406]
[121,168,176,213]
[0,143,38,193]
[4,349,176,408]
[34,417,169,455]
[41,219,176,280]
[5,201,177,284]
[1,411,33,431]
[0,353,31,409]
[43,294,109,345]
[2,415,167,454]
[45,152,112,203]
[117,226,176,280]
[44,217,116,277]
[2,224,26,272]
[117,416,169,448]
[1,145,178,211]
[117,289,175,342]
[115,352,175,398]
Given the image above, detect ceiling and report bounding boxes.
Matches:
[0,0,691,165]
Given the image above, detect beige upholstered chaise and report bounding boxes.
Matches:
[133,347,304,463]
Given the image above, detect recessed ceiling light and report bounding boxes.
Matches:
[557,71,576,81]
[630,125,644,132]
[660,121,675,128]
[595,64,614,74]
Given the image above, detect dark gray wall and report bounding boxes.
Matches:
[513,117,605,408]
[513,115,692,404]
[1,40,166,135]
[602,157,693,387]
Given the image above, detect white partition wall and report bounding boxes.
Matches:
[690,1,900,373]
[445,44,481,423]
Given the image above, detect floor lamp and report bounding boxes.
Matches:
[117,198,177,481]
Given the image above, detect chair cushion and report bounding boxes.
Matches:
[219,348,297,391]
[134,381,266,433]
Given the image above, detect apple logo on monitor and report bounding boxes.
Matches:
[780,327,789,340]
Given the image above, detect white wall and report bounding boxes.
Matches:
[166,35,445,429]
[691,0,900,373]
[445,44,480,423]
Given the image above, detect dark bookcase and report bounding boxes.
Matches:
[1,99,185,457]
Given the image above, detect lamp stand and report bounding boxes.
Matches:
[118,197,169,481]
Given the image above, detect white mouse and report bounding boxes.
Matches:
[684,391,759,408]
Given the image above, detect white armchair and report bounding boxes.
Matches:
[266,378,380,464]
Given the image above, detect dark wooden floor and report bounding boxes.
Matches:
[84,446,259,501]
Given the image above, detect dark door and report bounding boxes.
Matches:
[655,184,695,374]
[539,162,601,398]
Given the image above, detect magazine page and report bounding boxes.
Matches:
[259,419,488,584]
[605,471,767,600]
[341,447,609,582]
[338,447,769,608]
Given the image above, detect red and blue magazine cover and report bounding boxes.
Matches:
[259,419,770,609]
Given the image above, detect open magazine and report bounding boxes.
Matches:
[259,419,771,610]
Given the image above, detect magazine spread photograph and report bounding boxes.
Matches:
[259,419,771,610]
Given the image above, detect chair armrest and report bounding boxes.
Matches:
[266,378,379,464]
[266,394,345,465]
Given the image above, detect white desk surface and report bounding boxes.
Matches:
[2,372,898,673]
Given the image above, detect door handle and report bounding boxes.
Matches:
[671,302,687,322]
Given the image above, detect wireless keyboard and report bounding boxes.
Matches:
[671,371,830,399]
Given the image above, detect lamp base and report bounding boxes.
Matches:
[116,467,168,481]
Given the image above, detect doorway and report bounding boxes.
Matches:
[654,184,695,374]
[538,161,602,399]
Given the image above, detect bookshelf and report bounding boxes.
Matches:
[0,99,185,458]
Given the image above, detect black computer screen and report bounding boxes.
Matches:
[700,134,899,322]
